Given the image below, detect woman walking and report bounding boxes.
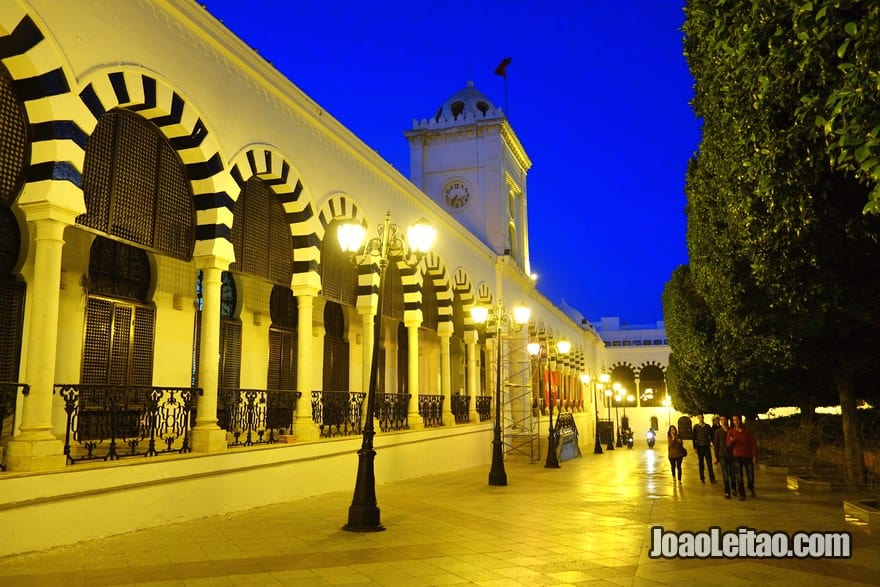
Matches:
[667,425,686,482]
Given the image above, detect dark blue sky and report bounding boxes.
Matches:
[203,1,701,326]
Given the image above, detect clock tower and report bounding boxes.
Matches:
[405,81,532,274]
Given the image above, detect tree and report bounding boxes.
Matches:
[682,0,880,484]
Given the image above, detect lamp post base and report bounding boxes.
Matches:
[343,446,386,532]
[488,438,508,486]
[545,436,561,468]
[593,429,604,454]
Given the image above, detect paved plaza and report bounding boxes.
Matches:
[1,440,878,586]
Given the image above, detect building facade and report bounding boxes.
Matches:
[0,0,618,555]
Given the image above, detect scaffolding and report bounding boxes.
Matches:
[492,331,540,463]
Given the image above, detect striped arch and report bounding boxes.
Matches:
[227,146,319,278]
[0,10,88,212]
[313,194,374,311]
[637,359,667,376]
[451,268,478,333]
[421,251,453,333]
[609,361,636,372]
[475,282,493,306]
[77,69,235,259]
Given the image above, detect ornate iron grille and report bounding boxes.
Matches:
[230,177,293,286]
[56,384,200,463]
[311,390,365,437]
[0,65,27,204]
[0,382,26,469]
[418,394,444,428]
[79,110,193,259]
[217,388,299,445]
[451,394,470,424]
[476,395,492,422]
[320,221,357,306]
[376,393,409,431]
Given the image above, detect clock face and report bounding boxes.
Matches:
[442,180,471,210]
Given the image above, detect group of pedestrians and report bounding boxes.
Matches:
[665,413,758,500]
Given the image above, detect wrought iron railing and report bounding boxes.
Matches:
[0,382,27,470]
[376,393,409,431]
[418,394,444,428]
[475,395,492,422]
[218,388,300,446]
[451,394,470,424]
[311,390,365,437]
[55,385,201,464]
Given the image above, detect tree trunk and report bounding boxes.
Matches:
[798,395,815,427]
[836,372,864,486]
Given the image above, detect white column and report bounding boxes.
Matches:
[293,284,321,441]
[405,318,423,429]
[438,323,453,425]
[6,207,78,471]
[464,330,479,423]
[190,261,228,453]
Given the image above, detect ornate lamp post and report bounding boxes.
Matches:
[613,383,623,447]
[600,374,613,451]
[472,300,531,486]
[338,211,435,532]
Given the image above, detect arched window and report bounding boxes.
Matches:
[322,301,349,391]
[268,285,297,390]
[230,177,293,286]
[321,220,358,306]
[0,63,28,204]
[82,237,155,385]
[638,364,666,407]
[80,110,194,258]
[0,206,24,381]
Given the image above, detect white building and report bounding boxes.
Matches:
[0,0,620,555]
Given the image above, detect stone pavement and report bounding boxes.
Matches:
[0,441,878,586]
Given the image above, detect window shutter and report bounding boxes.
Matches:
[219,319,241,389]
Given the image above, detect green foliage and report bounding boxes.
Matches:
[680,0,880,483]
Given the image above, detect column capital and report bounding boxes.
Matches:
[193,254,234,271]
[19,199,82,226]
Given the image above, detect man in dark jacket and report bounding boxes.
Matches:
[713,416,734,498]
[692,413,716,483]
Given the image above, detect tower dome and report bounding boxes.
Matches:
[433,81,503,123]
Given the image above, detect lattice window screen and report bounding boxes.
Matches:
[0,64,27,204]
[421,279,438,330]
[0,281,25,381]
[320,222,358,306]
[82,297,155,385]
[80,111,193,258]
[267,328,297,391]
[219,319,241,389]
[231,178,293,285]
[382,262,404,319]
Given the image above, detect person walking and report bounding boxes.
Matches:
[667,425,686,482]
[692,413,716,484]
[713,415,734,499]
[726,414,758,500]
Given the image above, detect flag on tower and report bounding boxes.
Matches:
[494,57,512,77]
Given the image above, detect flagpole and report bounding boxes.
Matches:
[494,57,512,119]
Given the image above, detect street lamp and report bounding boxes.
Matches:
[339,211,435,532]
[472,300,530,485]
[662,395,672,427]
[613,383,623,447]
[601,373,614,451]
